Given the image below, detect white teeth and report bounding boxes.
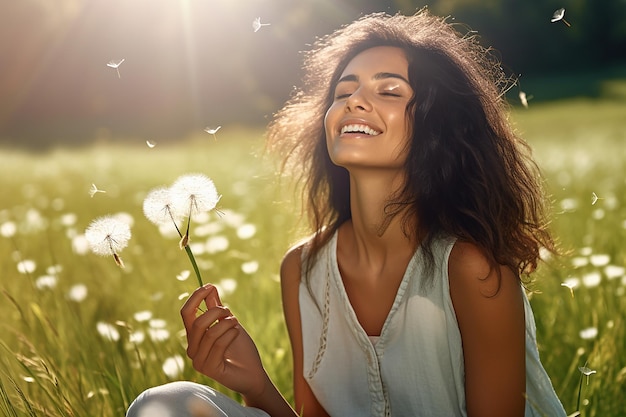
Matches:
[340,124,381,136]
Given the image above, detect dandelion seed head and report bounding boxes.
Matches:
[189,241,206,255]
[590,254,610,267]
[85,215,131,256]
[17,259,36,274]
[133,310,153,322]
[72,234,90,255]
[68,283,88,302]
[559,198,578,212]
[579,327,598,340]
[571,256,588,268]
[604,265,625,280]
[60,213,77,227]
[592,208,605,220]
[219,278,238,295]
[162,355,185,379]
[582,272,602,288]
[237,223,257,240]
[241,260,259,274]
[580,247,593,256]
[129,330,145,344]
[1,221,17,237]
[143,187,183,226]
[170,174,220,216]
[206,235,229,253]
[97,322,120,342]
[148,328,170,342]
[149,318,167,329]
[35,275,58,290]
[46,264,62,274]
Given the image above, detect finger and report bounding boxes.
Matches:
[204,285,223,309]
[187,307,233,358]
[181,284,217,329]
[203,327,240,374]
[192,317,240,372]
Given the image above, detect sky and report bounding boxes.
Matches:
[0,0,380,147]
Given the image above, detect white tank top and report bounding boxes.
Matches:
[299,231,566,417]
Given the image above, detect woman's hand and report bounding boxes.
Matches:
[181,284,267,398]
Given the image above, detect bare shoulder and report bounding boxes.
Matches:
[448,240,517,298]
[280,240,306,289]
[448,241,526,416]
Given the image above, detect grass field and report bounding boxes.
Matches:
[1,92,625,416]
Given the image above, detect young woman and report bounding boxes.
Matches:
[126,9,567,417]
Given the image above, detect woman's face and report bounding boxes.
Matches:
[324,46,413,172]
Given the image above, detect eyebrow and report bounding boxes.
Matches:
[337,72,410,85]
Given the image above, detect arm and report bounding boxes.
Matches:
[181,284,298,417]
[281,245,331,417]
[448,242,526,417]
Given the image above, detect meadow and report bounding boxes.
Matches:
[1,91,625,416]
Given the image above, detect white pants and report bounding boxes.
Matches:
[126,381,270,417]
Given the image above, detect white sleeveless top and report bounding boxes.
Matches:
[299,232,566,417]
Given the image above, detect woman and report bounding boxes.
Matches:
[127,9,567,417]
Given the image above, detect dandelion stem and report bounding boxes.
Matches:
[183,245,203,287]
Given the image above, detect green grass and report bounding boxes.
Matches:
[0,95,625,416]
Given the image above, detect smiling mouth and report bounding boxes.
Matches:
[340,124,381,136]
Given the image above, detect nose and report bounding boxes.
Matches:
[345,88,371,112]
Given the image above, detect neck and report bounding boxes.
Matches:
[344,169,416,259]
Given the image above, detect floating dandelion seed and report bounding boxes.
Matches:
[146,140,156,148]
[578,365,597,384]
[561,277,579,297]
[590,192,603,205]
[518,90,534,108]
[551,8,571,27]
[85,215,131,268]
[89,183,106,198]
[252,17,270,32]
[204,126,221,140]
[107,58,125,78]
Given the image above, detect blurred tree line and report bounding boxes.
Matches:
[1,0,624,148]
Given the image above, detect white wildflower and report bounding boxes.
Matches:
[162,355,185,379]
[97,322,120,342]
[68,283,88,302]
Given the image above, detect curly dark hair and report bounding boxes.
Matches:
[266,8,555,285]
